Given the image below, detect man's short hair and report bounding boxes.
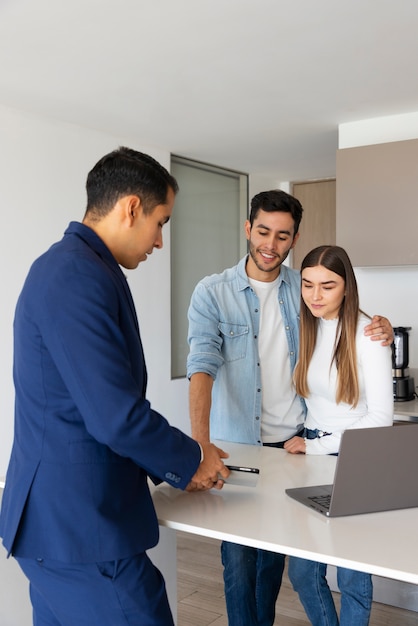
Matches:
[249,189,303,235]
[85,147,179,219]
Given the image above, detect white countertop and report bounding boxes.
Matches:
[394,398,418,421]
[152,441,418,585]
[2,445,417,585]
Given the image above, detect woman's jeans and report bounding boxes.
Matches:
[221,541,285,626]
[288,557,373,626]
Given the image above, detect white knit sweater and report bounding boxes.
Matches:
[304,314,393,455]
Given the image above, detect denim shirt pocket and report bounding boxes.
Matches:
[218,322,249,362]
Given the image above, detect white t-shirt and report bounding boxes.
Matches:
[304,314,393,455]
[249,276,304,442]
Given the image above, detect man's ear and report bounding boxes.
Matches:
[122,195,141,223]
[290,232,300,249]
[244,220,251,240]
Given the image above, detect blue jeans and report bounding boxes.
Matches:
[288,557,372,626]
[221,541,285,626]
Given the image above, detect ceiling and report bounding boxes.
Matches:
[1,0,418,182]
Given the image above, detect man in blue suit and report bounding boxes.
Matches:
[0,147,230,625]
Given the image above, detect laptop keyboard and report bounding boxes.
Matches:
[308,494,331,510]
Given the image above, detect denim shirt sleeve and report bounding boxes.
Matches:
[187,260,261,444]
[278,265,301,373]
[279,266,307,417]
[187,280,226,380]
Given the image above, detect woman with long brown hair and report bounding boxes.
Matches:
[284,245,393,625]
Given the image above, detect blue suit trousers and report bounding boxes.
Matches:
[16,552,174,626]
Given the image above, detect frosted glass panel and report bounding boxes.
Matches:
[170,156,248,378]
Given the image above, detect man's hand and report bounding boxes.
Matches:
[284,436,306,454]
[364,315,394,346]
[186,442,230,492]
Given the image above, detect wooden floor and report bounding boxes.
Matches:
[177,532,418,625]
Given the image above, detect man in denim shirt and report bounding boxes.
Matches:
[187,189,392,626]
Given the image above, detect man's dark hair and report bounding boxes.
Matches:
[249,189,304,235]
[85,147,179,219]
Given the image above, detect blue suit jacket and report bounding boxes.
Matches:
[0,222,201,562]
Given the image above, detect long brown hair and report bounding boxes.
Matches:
[294,245,367,407]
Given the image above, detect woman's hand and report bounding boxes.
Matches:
[284,436,306,454]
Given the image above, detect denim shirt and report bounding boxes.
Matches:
[187,256,305,445]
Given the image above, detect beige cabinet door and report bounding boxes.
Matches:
[291,179,336,270]
[336,139,418,266]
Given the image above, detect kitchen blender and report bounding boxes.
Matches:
[392,327,416,401]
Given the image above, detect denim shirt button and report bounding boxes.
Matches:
[255,416,260,420]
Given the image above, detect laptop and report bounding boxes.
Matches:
[285,424,418,517]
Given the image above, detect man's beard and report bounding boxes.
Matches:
[249,242,287,274]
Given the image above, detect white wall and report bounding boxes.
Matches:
[339,112,418,148]
[338,112,418,379]
[0,104,190,476]
[355,265,418,383]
